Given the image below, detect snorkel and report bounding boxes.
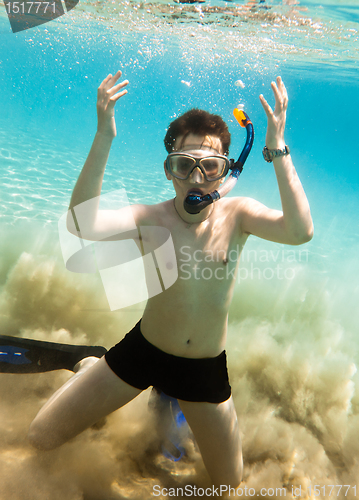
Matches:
[183,109,254,214]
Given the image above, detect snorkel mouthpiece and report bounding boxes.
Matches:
[184,192,218,215]
[184,109,254,214]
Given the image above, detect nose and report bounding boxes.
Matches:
[189,166,204,183]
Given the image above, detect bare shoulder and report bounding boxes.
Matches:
[131,199,174,226]
[219,196,270,237]
[220,196,261,217]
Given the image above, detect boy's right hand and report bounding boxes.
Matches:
[97,71,129,138]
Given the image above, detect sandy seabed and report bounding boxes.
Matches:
[0,225,358,499]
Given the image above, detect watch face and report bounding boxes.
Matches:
[263,148,273,162]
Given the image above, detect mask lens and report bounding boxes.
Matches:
[169,155,195,179]
[200,157,227,179]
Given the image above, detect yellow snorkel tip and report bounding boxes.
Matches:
[233,108,251,128]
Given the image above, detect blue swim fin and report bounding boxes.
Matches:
[0,335,107,373]
[149,387,190,461]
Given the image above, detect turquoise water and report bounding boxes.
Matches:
[0,1,359,498]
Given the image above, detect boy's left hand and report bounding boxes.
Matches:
[259,76,288,150]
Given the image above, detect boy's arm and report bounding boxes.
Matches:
[67,71,144,240]
[239,77,314,245]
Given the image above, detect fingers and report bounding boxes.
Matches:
[259,94,273,119]
[108,80,129,102]
[277,76,288,99]
[271,76,288,111]
[99,70,122,90]
[98,71,128,96]
[276,76,288,108]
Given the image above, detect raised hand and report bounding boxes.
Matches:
[97,71,129,138]
[259,76,288,150]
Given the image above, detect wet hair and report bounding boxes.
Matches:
[164,108,231,155]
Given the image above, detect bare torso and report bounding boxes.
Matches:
[136,197,249,358]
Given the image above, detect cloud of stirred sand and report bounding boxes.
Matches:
[0,226,358,499]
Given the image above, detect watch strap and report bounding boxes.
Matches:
[262,145,290,163]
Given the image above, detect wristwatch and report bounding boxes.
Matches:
[262,145,290,163]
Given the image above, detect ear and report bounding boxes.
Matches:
[164,160,172,180]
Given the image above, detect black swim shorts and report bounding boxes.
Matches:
[104,320,231,404]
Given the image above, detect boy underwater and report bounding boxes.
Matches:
[28,71,313,488]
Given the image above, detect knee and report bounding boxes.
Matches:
[28,419,63,451]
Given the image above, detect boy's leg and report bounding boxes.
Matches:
[178,396,242,487]
[28,356,142,450]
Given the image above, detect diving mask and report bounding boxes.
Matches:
[166,151,232,182]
